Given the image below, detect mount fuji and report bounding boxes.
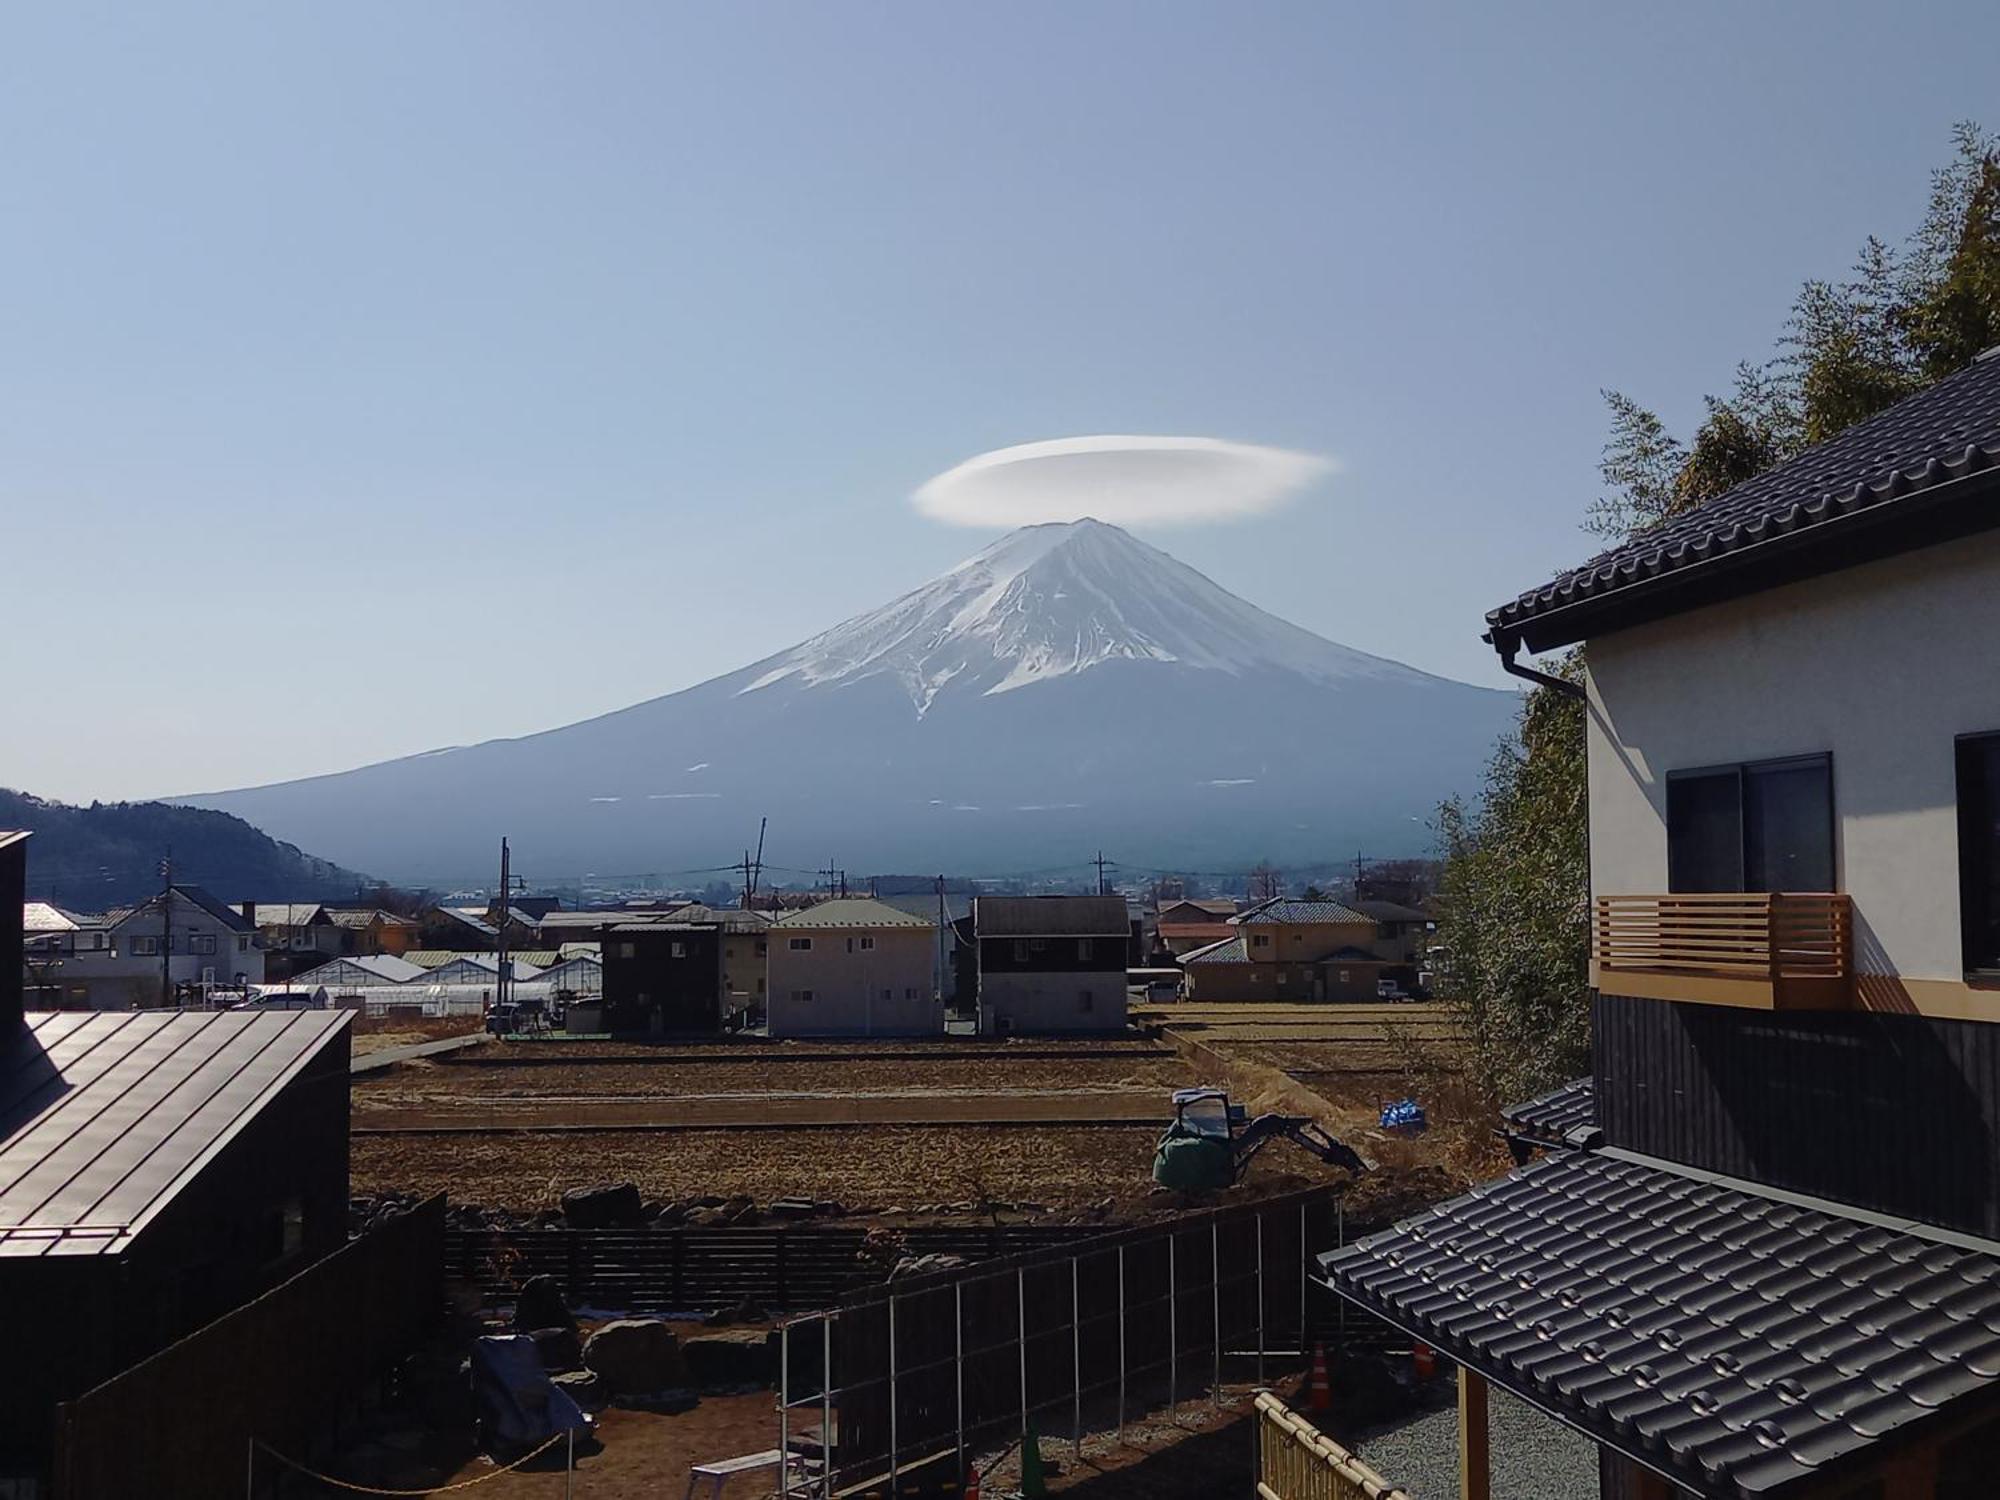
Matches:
[178,520,1518,881]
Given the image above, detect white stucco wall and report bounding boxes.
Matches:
[1585,526,2000,985]
[765,926,940,1036]
[979,971,1129,1033]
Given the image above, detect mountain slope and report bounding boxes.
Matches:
[2,788,372,909]
[178,521,1518,880]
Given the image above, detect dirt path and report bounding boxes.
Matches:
[353,1088,1170,1132]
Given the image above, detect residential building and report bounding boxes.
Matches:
[29,885,264,1010]
[0,833,353,1486]
[1322,351,2000,1496]
[877,892,971,1003]
[600,923,722,1033]
[972,896,1128,1033]
[1347,898,1432,969]
[236,901,341,978]
[326,907,419,957]
[417,905,498,951]
[1178,898,1386,1002]
[655,905,773,1019]
[767,899,937,1037]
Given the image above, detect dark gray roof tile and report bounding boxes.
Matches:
[1319,1150,2000,1496]
[1489,349,2000,648]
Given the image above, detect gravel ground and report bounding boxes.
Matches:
[1345,1386,1597,1500]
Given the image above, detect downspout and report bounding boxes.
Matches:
[1489,635,1586,700]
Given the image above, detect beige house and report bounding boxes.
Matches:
[1178,898,1387,1002]
[765,899,938,1037]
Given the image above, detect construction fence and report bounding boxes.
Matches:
[773,1187,1363,1497]
[51,1196,445,1500]
[448,1222,1112,1314]
[1253,1391,1409,1500]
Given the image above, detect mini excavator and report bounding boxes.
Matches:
[1151,1087,1370,1191]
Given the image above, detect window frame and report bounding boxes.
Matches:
[1666,752,1836,895]
[1956,731,2000,976]
[788,936,813,952]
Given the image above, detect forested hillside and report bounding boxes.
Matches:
[1,788,371,910]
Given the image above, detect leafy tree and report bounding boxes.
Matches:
[1438,123,1999,1104]
[1433,658,1590,1102]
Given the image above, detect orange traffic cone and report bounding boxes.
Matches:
[964,1469,980,1500]
[1308,1341,1332,1412]
[1412,1342,1437,1380]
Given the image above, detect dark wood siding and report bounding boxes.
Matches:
[976,935,1126,974]
[601,927,721,1032]
[1594,991,2000,1239]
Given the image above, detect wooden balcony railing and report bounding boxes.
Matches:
[1592,892,1853,1010]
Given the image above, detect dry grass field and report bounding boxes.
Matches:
[348,1006,1504,1216]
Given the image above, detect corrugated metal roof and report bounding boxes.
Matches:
[0,1009,350,1257]
[235,903,327,927]
[1489,348,2000,649]
[973,896,1129,937]
[293,954,426,984]
[22,903,78,935]
[1321,1148,2000,1497]
[774,898,934,930]
[326,908,414,930]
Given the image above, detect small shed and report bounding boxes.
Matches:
[0,1007,352,1478]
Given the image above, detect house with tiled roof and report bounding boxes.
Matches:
[1179,896,1398,1002]
[768,898,939,1037]
[1322,350,2000,1497]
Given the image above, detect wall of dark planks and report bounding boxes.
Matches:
[1594,991,2000,1239]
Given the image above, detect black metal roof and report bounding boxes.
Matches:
[1488,349,2000,652]
[0,1008,351,1258]
[1320,1149,2000,1497]
[973,896,1130,937]
[1500,1076,1597,1149]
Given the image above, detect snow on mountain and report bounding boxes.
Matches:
[177,519,1519,879]
[739,518,1431,714]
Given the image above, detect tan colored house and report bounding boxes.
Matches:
[766,899,937,1037]
[1178,898,1387,1001]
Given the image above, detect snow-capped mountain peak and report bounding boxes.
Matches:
[738,518,1440,714]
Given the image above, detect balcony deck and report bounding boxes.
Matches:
[1591,891,1852,1010]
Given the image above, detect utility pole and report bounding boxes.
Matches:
[752,817,766,903]
[1094,851,1108,896]
[496,838,511,1018]
[935,874,947,1007]
[741,850,754,911]
[158,850,173,1009]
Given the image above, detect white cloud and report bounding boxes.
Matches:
[913,435,1334,529]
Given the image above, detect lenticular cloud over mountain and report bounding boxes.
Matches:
[913,435,1333,527]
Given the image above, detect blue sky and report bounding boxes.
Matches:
[4,2,1996,802]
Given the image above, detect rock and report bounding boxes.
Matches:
[530,1325,582,1373]
[686,1207,728,1227]
[583,1318,687,1394]
[512,1275,574,1335]
[561,1182,645,1229]
[653,1202,687,1227]
[768,1197,818,1220]
[690,1194,726,1209]
[683,1327,778,1388]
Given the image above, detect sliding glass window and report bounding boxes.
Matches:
[1667,755,1833,895]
